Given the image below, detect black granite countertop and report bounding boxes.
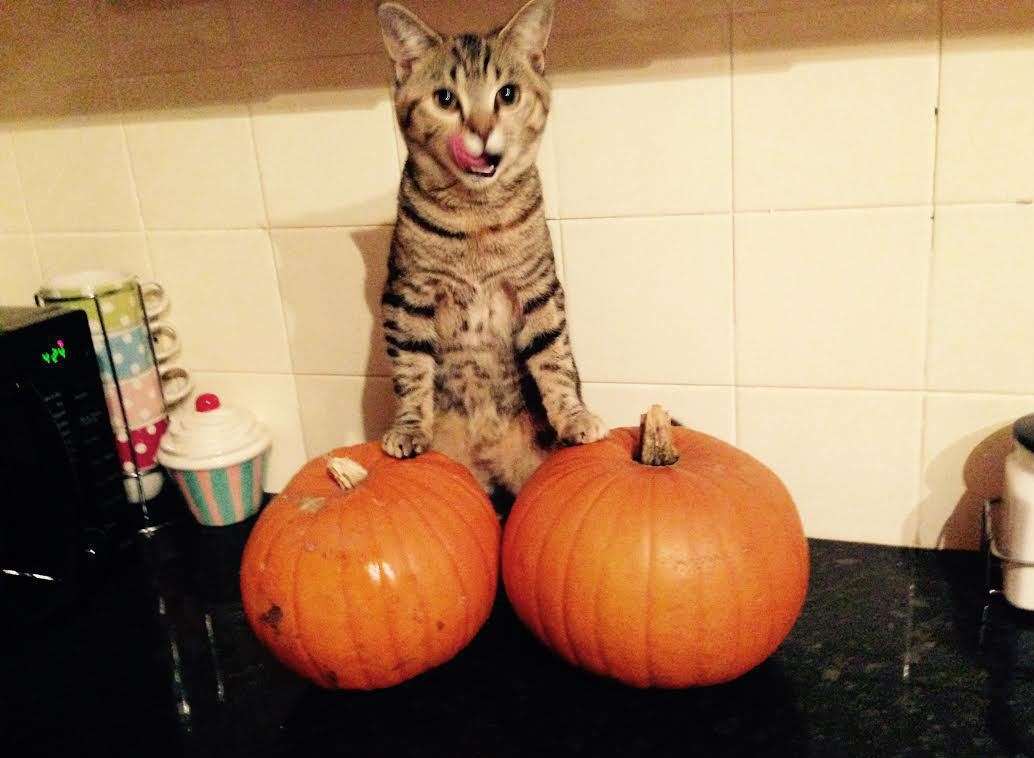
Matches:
[5,494,1034,758]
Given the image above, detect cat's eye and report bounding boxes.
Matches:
[433,88,457,110]
[497,83,520,107]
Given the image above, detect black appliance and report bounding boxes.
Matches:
[0,305,131,627]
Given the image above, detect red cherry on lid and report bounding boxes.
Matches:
[195,393,221,412]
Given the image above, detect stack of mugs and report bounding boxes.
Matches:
[37,271,193,503]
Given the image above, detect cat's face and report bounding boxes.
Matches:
[378,1,554,192]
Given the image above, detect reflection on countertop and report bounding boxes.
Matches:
[5,490,1034,758]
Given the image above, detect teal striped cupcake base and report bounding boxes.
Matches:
[170,452,268,526]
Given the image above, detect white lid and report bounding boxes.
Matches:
[157,393,271,471]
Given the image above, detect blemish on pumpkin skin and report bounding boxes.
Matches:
[259,604,283,632]
[325,670,338,687]
[298,496,325,513]
[436,620,445,631]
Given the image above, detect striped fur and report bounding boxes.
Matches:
[377,0,605,495]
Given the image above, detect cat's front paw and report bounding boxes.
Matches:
[557,408,608,446]
[382,425,431,458]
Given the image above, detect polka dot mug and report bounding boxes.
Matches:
[37,270,167,335]
[114,417,170,474]
[94,321,179,383]
[104,364,194,431]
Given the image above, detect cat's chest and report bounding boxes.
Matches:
[435,280,521,347]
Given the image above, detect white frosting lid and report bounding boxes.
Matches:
[157,393,271,471]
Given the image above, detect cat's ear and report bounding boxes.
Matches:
[377,2,441,82]
[499,0,554,74]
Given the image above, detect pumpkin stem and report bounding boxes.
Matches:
[637,405,680,466]
[327,456,369,490]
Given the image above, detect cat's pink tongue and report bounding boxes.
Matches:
[449,132,490,172]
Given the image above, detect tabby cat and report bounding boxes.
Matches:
[376,0,606,498]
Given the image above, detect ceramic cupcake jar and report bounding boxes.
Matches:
[158,393,272,526]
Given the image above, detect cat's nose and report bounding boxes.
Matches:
[466,114,494,142]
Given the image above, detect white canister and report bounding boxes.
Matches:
[997,414,1034,610]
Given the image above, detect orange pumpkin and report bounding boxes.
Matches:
[502,406,809,688]
[240,443,500,690]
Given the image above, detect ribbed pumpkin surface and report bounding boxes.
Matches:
[241,442,500,690]
[502,422,809,688]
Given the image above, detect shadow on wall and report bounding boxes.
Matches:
[921,425,1016,551]
[2,0,1034,123]
[350,226,396,442]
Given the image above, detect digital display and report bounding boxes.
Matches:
[41,339,67,366]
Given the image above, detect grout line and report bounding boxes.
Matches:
[4,130,43,287]
[114,107,155,278]
[730,202,930,216]
[26,237,42,287]
[591,380,1031,396]
[18,225,397,237]
[223,8,311,452]
[728,7,739,447]
[929,199,1034,208]
[113,103,148,233]
[915,0,946,548]
[239,69,308,441]
[10,198,1031,240]
[145,221,397,233]
[190,371,1034,401]
[6,135,34,236]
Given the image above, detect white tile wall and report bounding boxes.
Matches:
[537,120,561,221]
[120,70,267,230]
[295,375,395,457]
[738,387,923,546]
[735,207,932,389]
[562,215,734,385]
[937,1,1034,204]
[546,220,564,283]
[581,383,736,444]
[12,84,141,233]
[148,231,292,373]
[0,132,30,233]
[271,226,392,376]
[248,57,400,228]
[551,22,732,218]
[927,204,1034,394]
[2,0,1032,549]
[0,235,41,306]
[35,233,153,281]
[732,1,940,210]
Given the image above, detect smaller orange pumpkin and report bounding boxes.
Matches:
[240,443,500,690]
[502,406,809,688]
